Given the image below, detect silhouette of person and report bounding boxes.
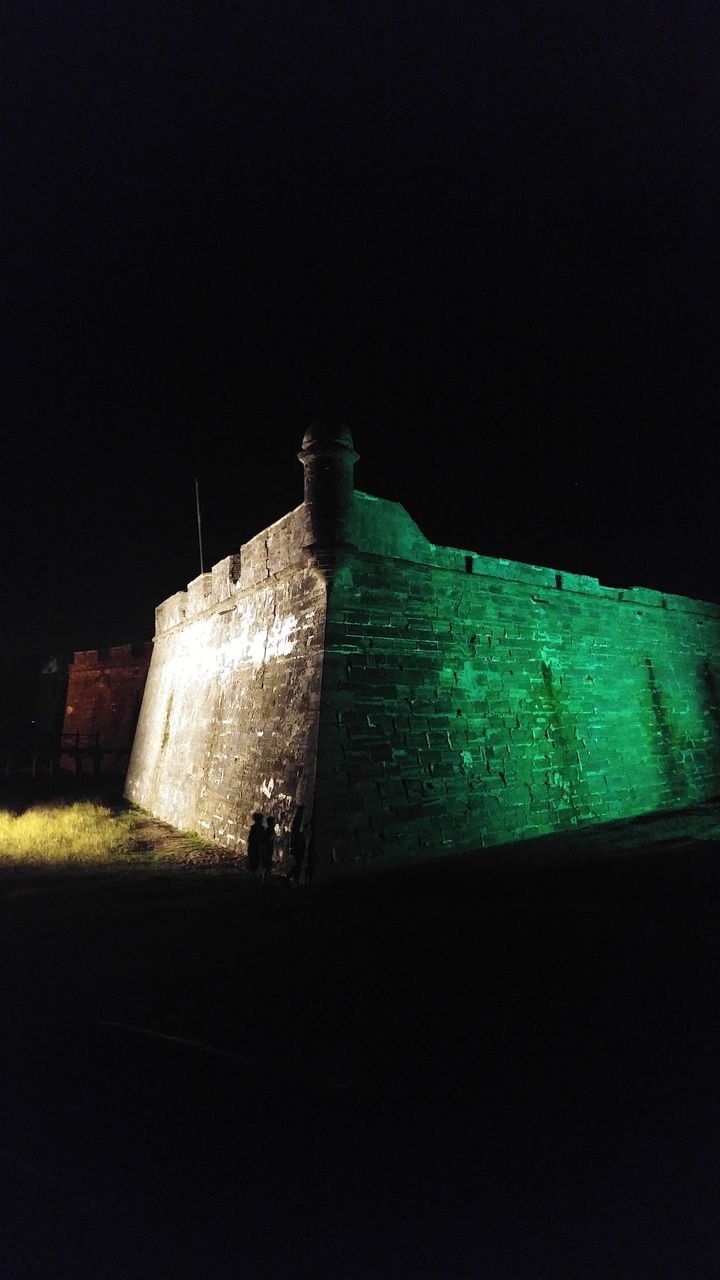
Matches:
[247,812,265,888]
[302,818,315,888]
[285,805,306,887]
[260,814,276,890]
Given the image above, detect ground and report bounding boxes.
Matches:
[0,794,719,1279]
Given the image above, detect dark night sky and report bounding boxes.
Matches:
[4,1,719,653]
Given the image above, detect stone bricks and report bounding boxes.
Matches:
[313,492,720,863]
[125,434,720,870]
[126,522,326,854]
[63,643,152,772]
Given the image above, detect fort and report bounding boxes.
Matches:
[125,426,720,867]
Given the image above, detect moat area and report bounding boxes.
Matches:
[1,800,719,1279]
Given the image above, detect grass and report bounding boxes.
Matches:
[0,801,137,865]
[0,798,232,868]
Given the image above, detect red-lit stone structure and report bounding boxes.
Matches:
[126,428,720,868]
[62,644,152,774]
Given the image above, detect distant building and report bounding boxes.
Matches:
[126,427,720,868]
[62,644,152,775]
[0,651,69,742]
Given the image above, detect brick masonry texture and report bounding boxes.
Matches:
[314,495,720,864]
[126,478,720,867]
[125,506,327,854]
[63,644,152,754]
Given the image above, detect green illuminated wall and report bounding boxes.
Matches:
[313,493,720,863]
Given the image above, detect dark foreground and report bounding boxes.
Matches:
[1,802,720,1279]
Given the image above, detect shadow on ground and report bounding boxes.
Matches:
[0,799,719,1279]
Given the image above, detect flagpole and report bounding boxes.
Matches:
[195,478,204,575]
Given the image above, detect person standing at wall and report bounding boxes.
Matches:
[302,818,315,888]
[247,812,265,888]
[285,805,306,887]
[260,814,277,890]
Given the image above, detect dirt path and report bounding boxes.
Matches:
[124,811,244,868]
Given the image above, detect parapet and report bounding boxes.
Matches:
[347,491,720,618]
[69,643,153,669]
[152,429,720,639]
[154,505,312,636]
[155,591,188,635]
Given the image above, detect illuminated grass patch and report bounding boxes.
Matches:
[0,802,135,865]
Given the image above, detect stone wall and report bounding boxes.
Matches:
[313,494,720,864]
[62,643,152,772]
[125,506,327,852]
